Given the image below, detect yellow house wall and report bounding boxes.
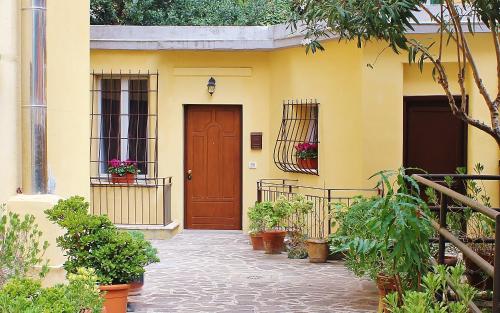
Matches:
[0,0,90,203]
[91,50,273,230]
[91,33,499,231]
[46,0,90,199]
[0,0,21,204]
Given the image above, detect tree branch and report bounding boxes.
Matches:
[446,1,494,109]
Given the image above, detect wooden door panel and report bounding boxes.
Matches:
[404,96,466,174]
[185,105,242,230]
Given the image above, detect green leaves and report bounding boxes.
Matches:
[0,206,49,287]
[45,196,160,285]
[385,264,478,312]
[333,168,433,289]
[91,0,293,26]
[0,268,103,313]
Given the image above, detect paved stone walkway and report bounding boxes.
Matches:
[129,230,379,313]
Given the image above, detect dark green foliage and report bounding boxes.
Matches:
[0,268,103,313]
[331,168,433,292]
[45,196,160,285]
[90,0,292,26]
[0,206,49,286]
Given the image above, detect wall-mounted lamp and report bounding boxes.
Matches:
[207,77,216,96]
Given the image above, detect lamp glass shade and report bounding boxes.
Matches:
[207,77,216,95]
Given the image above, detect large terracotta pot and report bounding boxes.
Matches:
[376,274,398,313]
[129,274,144,296]
[100,284,130,313]
[262,230,286,254]
[250,232,264,250]
[297,158,318,170]
[111,173,136,184]
[306,239,328,263]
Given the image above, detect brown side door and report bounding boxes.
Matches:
[403,96,467,174]
[184,105,242,230]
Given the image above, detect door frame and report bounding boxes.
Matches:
[183,104,244,230]
[402,95,468,170]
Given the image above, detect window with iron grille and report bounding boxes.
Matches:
[90,71,159,180]
[273,99,319,175]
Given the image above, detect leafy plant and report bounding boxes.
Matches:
[335,168,434,297]
[283,195,313,258]
[0,205,49,287]
[247,201,273,234]
[291,0,500,146]
[264,196,294,230]
[295,142,318,160]
[385,263,477,313]
[0,267,103,313]
[90,0,293,26]
[45,196,160,285]
[108,159,140,176]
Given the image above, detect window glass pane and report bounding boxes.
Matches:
[101,79,121,172]
[128,79,148,174]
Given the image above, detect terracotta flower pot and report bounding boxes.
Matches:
[376,274,398,313]
[306,239,328,263]
[262,230,286,254]
[111,173,136,184]
[128,274,144,296]
[297,158,318,170]
[250,232,265,250]
[100,284,130,313]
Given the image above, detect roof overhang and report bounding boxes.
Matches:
[90,5,489,51]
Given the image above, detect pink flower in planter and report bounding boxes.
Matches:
[109,159,121,168]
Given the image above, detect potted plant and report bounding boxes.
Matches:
[108,159,140,184]
[261,197,293,254]
[128,231,159,296]
[303,197,329,263]
[247,202,272,250]
[336,169,433,310]
[285,195,313,259]
[385,264,477,313]
[45,196,160,313]
[295,142,318,170]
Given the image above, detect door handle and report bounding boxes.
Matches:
[187,170,192,180]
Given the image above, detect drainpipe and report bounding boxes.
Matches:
[21,0,48,194]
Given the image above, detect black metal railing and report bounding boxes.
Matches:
[257,179,381,238]
[90,176,172,226]
[273,99,320,175]
[414,174,500,313]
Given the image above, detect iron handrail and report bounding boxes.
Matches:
[413,174,500,313]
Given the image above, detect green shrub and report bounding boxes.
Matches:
[45,196,160,285]
[0,205,49,287]
[333,168,433,294]
[385,264,477,313]
[247,201,273,234]
[0,267,103,313]
[90,0,292,26]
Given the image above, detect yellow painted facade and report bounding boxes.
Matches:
[91,33,499,231]
[0,0,497,235]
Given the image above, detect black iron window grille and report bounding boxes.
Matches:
[90,71,159,179]
[273,99,319,175]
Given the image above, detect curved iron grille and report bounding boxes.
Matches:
[273,99,319,175]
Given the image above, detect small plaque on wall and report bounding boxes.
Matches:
[250,132,262,150]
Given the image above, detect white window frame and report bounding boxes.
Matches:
[98,77,148,179]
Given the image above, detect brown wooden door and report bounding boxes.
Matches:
[403,96,467,174]
[184,105,242,230]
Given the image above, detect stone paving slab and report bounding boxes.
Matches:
[129,230,379,313]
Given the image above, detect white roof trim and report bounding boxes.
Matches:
[90,6,489,51]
